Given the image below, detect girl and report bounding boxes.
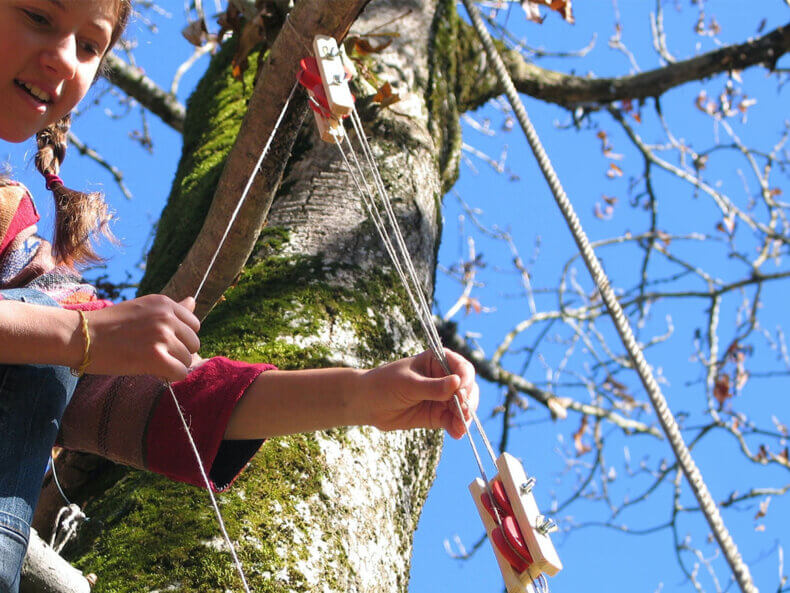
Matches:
[0,1,480,591]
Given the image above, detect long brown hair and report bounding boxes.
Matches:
[34,0,133,265]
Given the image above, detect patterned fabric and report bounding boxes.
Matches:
[0,235,39,284]
[0,182,111,310]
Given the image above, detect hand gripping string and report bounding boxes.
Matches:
[458,1,756,592]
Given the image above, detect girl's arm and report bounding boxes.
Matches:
[224,349,479,440]
[0,294,201,381]
[0,299,84,368]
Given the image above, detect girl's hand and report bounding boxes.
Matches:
[83,295,201,381]
[359,349,479,439]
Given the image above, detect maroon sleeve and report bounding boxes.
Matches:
[144,357,276,491]
[59,356,276,492]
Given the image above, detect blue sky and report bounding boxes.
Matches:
[3,1,789,592]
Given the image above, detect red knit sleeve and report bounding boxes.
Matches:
[144,357,277,491]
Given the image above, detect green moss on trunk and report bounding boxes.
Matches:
[69,434,324,593]
[138,37,261,296]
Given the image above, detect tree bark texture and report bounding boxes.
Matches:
[53,0,465,591]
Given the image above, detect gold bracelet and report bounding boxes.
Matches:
[70,310,91,378]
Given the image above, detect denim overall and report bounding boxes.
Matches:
[0,289,78,592]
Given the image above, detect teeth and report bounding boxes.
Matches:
[18,81,51,103]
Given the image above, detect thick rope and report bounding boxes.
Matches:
[458,1,757,591]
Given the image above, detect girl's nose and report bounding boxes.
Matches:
[41,35,78,80]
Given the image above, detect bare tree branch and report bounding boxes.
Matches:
[102,52,186,132]
[20,530,91,593]
[436,317,663,438]
[462,23,789,109]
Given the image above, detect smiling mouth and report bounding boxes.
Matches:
[14,80,53,105]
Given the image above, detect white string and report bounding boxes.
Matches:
[167,383,252,593]
[167,77,300,592]
[194,80,300,302]
[333,110,507,489]
[331,111,552,575]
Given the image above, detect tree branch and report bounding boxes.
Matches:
[463,23,789,109]
[20,530,91,593]
[102,52,186,133]
[436,318,663,438]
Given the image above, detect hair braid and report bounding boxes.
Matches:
[35,115,115,265]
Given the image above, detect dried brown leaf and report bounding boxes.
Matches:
[347,36,393,56]
[520,1,544,23]
[521,0,574,24]
[372,81,401,108]
[548,0,574,23]
[572,416,591,456]
[182,19,210,46]
[463,297,483,315]
[230,12,267,80]
[714,374,731,406]
[606,162,623,179]
[755,497,772,520]
[757,444,769,463]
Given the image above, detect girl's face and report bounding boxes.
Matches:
[0,0,117,143]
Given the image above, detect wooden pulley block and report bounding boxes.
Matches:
[469,453,562,593]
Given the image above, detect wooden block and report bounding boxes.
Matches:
[312,109,344,144]
[470,478,541,592]
[313,35,355,117]
[496,453,563,577]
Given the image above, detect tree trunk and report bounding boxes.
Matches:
[57,0,465,591]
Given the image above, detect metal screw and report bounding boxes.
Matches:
[519,477,537,495]
[536,515,558,535]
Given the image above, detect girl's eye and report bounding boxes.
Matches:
[22,9,51,27]
[80,41,101,57]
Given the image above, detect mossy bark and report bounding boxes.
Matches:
[63,0,471,591]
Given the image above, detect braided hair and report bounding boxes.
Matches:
[34,0,132,266]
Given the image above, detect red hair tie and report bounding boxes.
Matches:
[45,174,64,191]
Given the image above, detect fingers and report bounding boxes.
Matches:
[444,349,475,390]
[179,296,196,312]
[439,406,469,440]
[412,349,479,438]
[157,343,191,382]
[415,374,462,402]
[175,297,201,334]
[163,298,200,380]
[173,315,201,355]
